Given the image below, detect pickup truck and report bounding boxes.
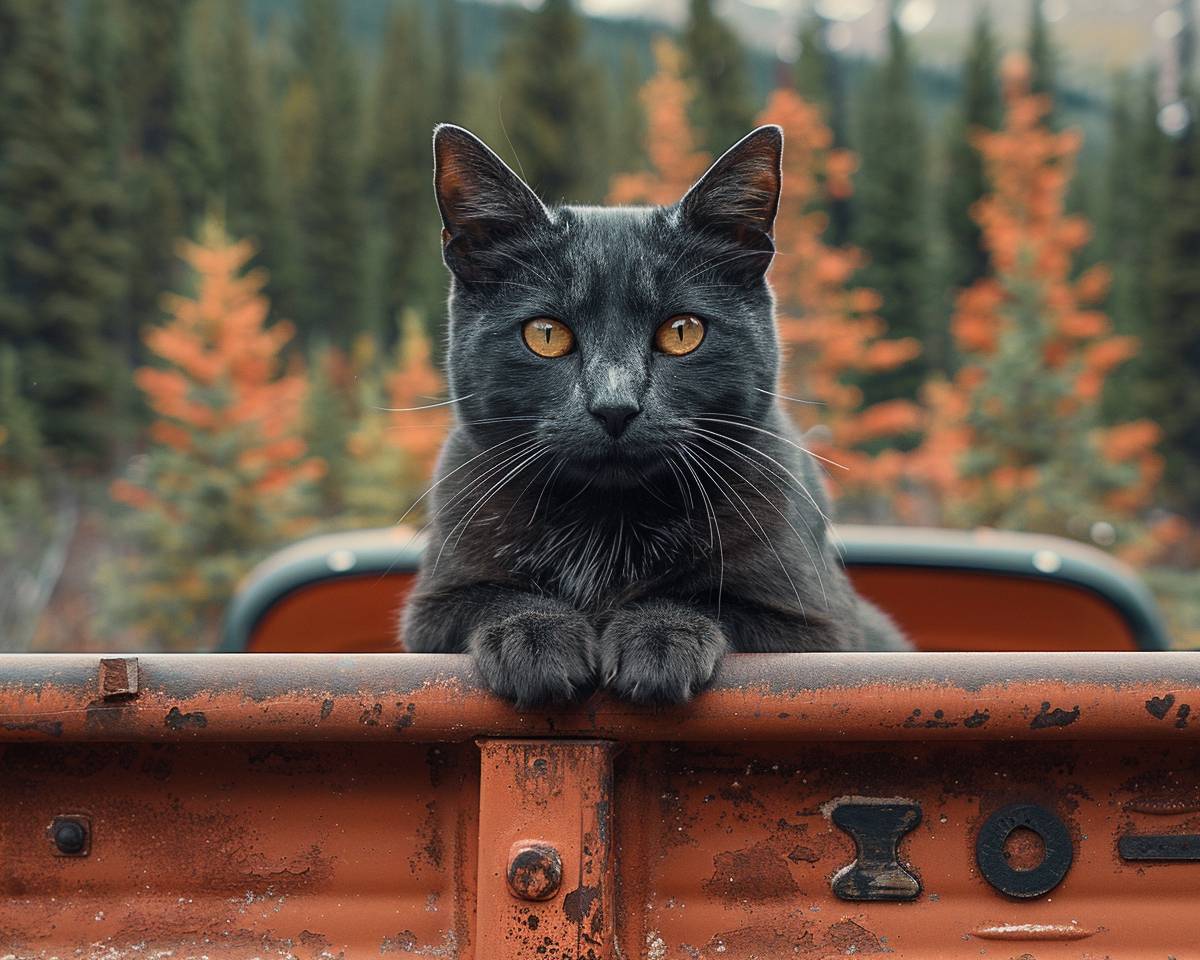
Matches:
[1,525,1194,959]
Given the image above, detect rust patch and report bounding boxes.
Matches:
[562,883,601,923]
[1030,702,1080,729]
[319,698,334,720]
[1146,694,1176,719]
[395,702,417,730]
[703,839,799,903]
[964,709,991,728]
[827,919,886,954]
[164,707,207,730]
[903,708,955,729]
[0,719,62,737]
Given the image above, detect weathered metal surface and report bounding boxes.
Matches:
[1,652,1199,958]
[2,652,1200,742]
[829,800,922,901]
[974,802,1073,898]
[478,741,616,959]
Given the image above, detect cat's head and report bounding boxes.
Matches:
[432,123,784,487]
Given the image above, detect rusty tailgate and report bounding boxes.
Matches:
[1,652,1198,958]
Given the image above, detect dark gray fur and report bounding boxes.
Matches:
[402,123,908,707]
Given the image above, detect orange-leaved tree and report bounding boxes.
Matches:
[761,88,922,519]
[608,39,709,206]
[102,219,323,648]
[341,310,450,528]
[911,55,1160,540]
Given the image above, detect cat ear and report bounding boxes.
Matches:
[679,125,783,275]
[432,123,549,279]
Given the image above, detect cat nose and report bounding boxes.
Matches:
[589,402,641,439]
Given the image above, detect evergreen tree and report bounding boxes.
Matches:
[795,11,850,244]
[438,0,465,123]
[1028,0,1057,125]
[853,4,929,397]
[369,4,442,336]
[0,0,125,460]
[120,0,195,342]
[943,5,1001,300]
[215,0,298,322]
[795,12,836,115]
[1146,7,1200,517]
[291,0,365,345]
[682,0,755,155]
[915,64,1160,538]
[496,0,598,202]
[101,223,323,647]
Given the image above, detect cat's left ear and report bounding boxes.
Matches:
[433,123,550,280]
[679,125,783,275]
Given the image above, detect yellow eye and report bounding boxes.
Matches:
[522,317,575,358]
[655,314,705,356]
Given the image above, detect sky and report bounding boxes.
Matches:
[545,0,1192,76]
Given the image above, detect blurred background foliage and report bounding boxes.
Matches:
[1,0,1198,651]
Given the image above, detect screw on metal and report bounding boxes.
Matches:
[50,816,91,857]
[99,657,139,700]
[506,841,563,901]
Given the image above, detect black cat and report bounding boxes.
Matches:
[402,123,908,707]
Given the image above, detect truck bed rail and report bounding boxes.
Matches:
[1,652,1197,958]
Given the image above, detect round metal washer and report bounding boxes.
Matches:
[975,802,1073,898]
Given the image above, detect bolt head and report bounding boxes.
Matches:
[52,818,88,856]
[506,841,562,901]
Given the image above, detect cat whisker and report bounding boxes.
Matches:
[754,387,825,406]
[680,441,805,612]
[376,393,474,413]
[671,441,723,614]
[435,443,553,571]
[692,415,849,472]
[686,423,833,526]
[392,430,540,533]
[684,428,830,605]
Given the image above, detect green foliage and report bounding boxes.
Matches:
[683,0,754,155]
[1028,0,1057,125]
[367,4,443,335]
[99,226,322,648]
[290,0,366,345]
[852,8,928,401]
[0,0,125,461]
[496,0,602,202]
[1146,105,1200,515]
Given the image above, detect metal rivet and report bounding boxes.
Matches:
[506,841,562,901]
[50,816,90,857]
[99,657,139,700]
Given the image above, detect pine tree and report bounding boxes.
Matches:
[794,11,850,244]
[496,0,598,202]
[438,0,465,123]
[0,0,125,460]
[1145,5,1200,517]
[120,0,194,341]
[682,0,755,155]
[943,6,1001,293]
[101,222,323,647]
[215,0,298,324]
[291,0,365,345]
[795,14,834,113]
[763,89,922,519]
[609,40,710,206]
[852,4,928,399]
[369,4,442,336]
[1028,0,1057,125]
[914,57,1161,538]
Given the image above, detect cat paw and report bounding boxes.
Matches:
[469,608,597,708]
[599,604,728,705]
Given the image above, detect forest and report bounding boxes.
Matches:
[1,0,1198,651]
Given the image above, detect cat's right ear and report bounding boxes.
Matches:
[433,124,549,280]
